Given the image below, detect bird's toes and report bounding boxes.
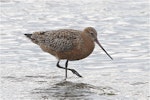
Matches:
[70,69,82,77]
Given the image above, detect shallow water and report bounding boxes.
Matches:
[0,0,149,100]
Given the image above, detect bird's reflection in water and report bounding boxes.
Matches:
[32,80,117,100]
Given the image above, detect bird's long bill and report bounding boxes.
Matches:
[95,39,113,60]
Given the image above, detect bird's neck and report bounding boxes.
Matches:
[81,32,95,56]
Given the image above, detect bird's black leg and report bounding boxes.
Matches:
[56,60,82,78]
[65,60,68,79]
[65,60,82,77]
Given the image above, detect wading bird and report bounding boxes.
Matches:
[25,27,113,79]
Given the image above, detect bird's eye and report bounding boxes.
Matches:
[90,33,94,36]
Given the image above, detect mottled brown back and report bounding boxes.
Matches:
[31,29,83,52]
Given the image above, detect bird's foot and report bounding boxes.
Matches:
[70,69,82,77]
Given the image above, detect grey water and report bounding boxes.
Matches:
[0,0,149,100]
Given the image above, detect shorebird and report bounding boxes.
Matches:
[25,27,113,79]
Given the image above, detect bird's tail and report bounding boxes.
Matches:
[24,33,38,44]
[24,34,32,39]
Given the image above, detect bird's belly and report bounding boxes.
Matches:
[39,45,89,60]
[56,51,89,60]
[56,44,95,60]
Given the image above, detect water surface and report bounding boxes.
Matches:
[0,0,149,100]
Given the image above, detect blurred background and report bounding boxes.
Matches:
[0,0,149,100]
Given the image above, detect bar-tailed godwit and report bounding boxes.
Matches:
[25,27,113,79]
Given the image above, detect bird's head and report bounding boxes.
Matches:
[84,27,113,60]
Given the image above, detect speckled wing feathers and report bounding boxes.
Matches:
[31,29,83,52]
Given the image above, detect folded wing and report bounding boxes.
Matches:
[31,29,83,52]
